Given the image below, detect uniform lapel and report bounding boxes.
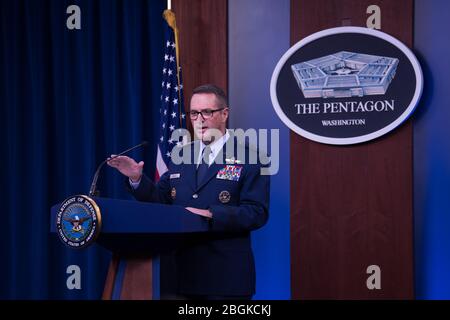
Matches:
[195,155,224,191]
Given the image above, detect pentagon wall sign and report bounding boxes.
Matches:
[270,27,423,145]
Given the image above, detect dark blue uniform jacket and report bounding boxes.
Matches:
[127,135,270,296]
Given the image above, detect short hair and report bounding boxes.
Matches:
[191,84,228,109]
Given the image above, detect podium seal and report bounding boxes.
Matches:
[56,195,102,249]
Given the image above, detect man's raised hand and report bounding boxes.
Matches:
[107,155,144,182]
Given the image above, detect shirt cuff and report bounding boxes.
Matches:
[129,177,141,189]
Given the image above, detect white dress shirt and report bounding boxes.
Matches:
[197,129,230,166]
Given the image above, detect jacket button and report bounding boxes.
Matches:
[192,194,198,199]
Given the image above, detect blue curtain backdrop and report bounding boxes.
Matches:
[0,0,165,299]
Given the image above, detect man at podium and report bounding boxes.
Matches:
[107,84,270,300]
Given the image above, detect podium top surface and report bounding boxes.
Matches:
[50,196,209,234]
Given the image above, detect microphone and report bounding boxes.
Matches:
[88,141,148,197]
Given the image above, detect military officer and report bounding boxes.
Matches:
[107,84,270,299]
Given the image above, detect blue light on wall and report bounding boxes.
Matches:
[414,0,450,299]
[228,0,291,299]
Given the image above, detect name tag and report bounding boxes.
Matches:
[170,173,181,179]
[216,165,242,181]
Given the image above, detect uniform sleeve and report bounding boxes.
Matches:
[208,163,270,232]
[125,171,172,204]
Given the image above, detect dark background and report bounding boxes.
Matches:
[0,0,165,299]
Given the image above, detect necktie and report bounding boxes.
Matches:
[197,146,211,187]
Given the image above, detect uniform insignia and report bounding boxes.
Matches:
[216,165,243,181]
[219,190,231,203]
[225,157,242,164]
[170,173,181,179]
[171,187,176,199]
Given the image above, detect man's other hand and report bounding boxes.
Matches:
[185,207,212,219]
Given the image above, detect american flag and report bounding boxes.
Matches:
[156,10,186,180]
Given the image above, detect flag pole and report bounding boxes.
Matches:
[167,0,171,10]
[163,9,183,128]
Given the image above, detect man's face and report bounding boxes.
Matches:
[190,93,228,143]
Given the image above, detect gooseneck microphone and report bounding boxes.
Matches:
[88,141,148,197]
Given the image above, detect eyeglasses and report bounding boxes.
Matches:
[189,107,226,120]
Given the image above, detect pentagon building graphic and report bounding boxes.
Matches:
[291,51,399,98]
